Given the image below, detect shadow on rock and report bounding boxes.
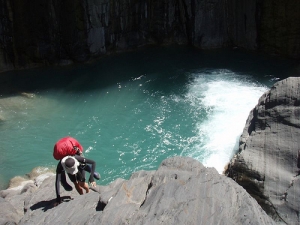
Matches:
[29,196,73,212]
[96,200,106,211]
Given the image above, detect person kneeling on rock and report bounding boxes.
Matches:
[55,155,97,206]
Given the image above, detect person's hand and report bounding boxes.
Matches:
[90,181,96,187]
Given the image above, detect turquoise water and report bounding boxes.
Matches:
[0,46,297,190]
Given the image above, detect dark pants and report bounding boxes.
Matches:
[67,168,86,183]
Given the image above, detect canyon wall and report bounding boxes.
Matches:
[0,0,299,72]
[225,77,300,224]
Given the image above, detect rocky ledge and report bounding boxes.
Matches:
[1,157,275,225]
[1,77,299,225]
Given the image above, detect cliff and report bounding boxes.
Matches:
[0,0,299,72]
[0,157,275,225]
[226,77,300,224]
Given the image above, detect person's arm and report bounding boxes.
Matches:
[75,155,96,183]
[55,162,64,204]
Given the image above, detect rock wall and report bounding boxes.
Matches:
[0,0,299,72]
[225,77,300,224]
[259,0,300,59]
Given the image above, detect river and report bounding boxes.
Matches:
[0,46,297,190]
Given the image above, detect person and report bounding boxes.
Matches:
[53,136,100,205]
[55,154,97,206]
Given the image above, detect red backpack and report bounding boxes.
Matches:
[53,136,83,160]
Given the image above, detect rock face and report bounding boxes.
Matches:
[0,157,275,225]
[259,0,300,59]
[0,0,299,72]
[225,77,300,224]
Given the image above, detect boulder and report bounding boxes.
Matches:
[225,77,300,224]
[14,157,274,225]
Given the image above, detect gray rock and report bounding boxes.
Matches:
[226,77,300,224]
[14,157,274,225]
[0,197,22,225]
[7,183,38,217]
[33,173,54,187]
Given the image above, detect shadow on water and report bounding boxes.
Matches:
[0,45,299,96]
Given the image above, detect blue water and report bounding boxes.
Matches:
[0,46,297,190]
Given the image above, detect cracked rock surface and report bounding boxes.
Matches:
[226,77,300,224]
[1,157,275,225]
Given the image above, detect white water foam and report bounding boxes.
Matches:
[184,69,268,173]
